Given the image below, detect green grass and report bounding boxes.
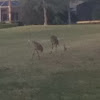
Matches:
[0,25,100,100]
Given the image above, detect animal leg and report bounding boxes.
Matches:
[52,43,54,50]
[32,49,36,58]
[50,43,54,53]
[64,44,67,51]
[36,50,40,60]
[55,44,58,52]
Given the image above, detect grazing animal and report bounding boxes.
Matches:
[32,41,43,59]
[50,35,67,53]
[50,35,59,52]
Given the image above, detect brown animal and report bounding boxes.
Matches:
[50,35,59,52]
[50,35,67,52]
[32,41,43,59]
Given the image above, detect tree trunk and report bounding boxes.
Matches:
[43,0,47,25]
[9,0,12,23]
[67,0,71,24]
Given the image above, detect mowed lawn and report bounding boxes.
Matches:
[0,25,100,100]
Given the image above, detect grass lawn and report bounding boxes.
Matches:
[0,25,100,100]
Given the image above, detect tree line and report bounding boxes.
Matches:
[19,0,100,25]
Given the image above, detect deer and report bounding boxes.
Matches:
[29,40,43,59]
[50,35,67,53]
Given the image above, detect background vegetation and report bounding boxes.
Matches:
[19,0,100,25]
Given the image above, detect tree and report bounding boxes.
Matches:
[42,0,67,25]
[67,0,71,24]
[20,0,80,25]
[20,0,67,25]
[66,0,79,24]
[20,0,44,24]
[43,0,47,25]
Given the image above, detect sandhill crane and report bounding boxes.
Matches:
[50,35,59,52]
[50,35,67,53]
[31,41,43,59]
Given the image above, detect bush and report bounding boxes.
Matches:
[0,23,17,29]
